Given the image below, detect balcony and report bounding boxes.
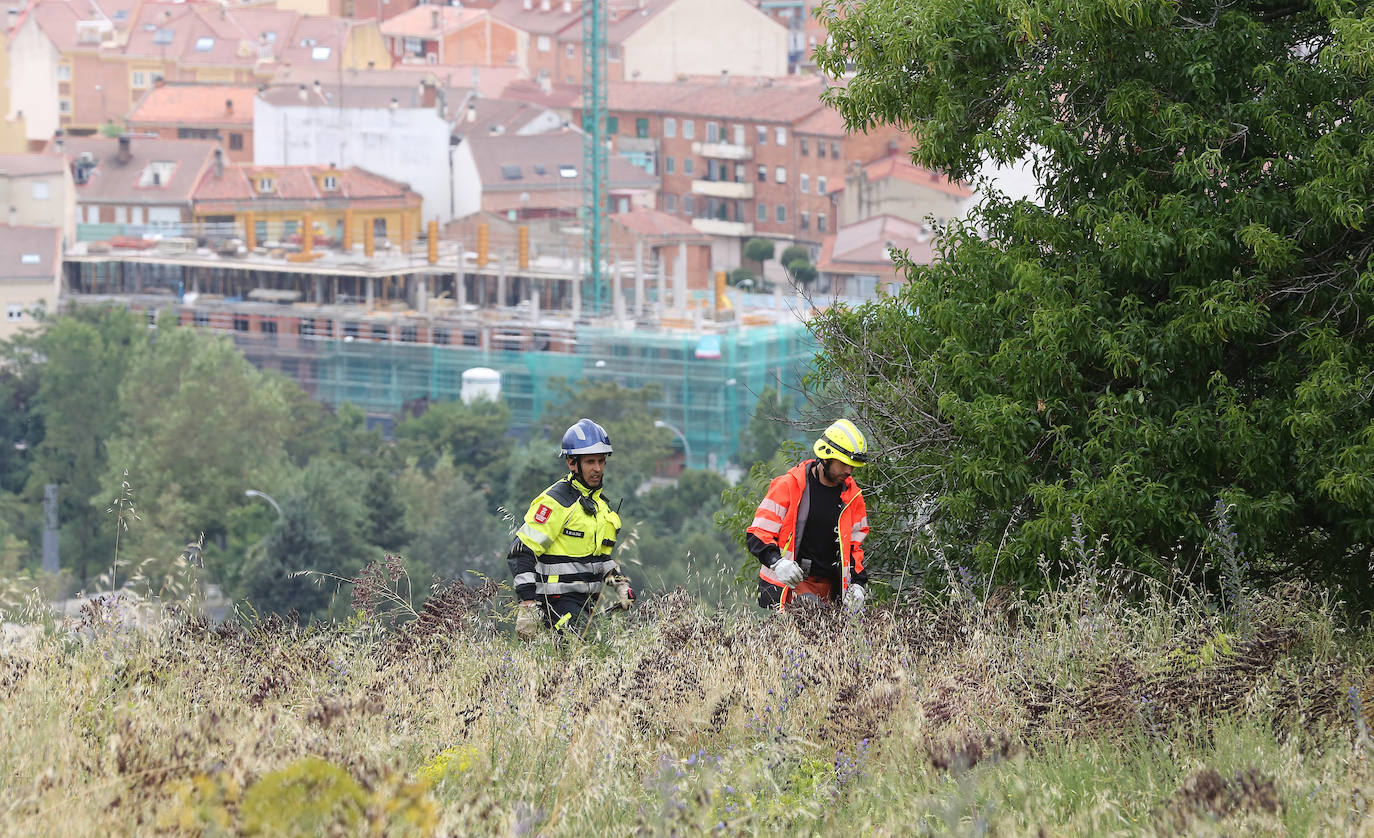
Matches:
[696,141,753,161]
[691,218,754,237]
[690,180,753,199]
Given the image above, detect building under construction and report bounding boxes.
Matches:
[63,227,818,471]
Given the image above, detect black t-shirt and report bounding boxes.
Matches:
[796,464,843,579]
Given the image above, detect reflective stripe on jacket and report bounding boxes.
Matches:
[748,458,868,590]
[507,475,622,601]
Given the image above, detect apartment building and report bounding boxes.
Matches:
[0,226,62,341]
[191,160,423,251]
[489,0,785,87]
[126,84,258,163]
[815,214,935,299]
[0,152,76,240]
[59,135,219,232]
[8,0,390,141]
[380,5,524,68]
[582,75,917,270]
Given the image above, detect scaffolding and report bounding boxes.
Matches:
[233,321,815,470]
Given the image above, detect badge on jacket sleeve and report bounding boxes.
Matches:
[534,504,552,524]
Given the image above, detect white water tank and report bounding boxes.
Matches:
[460,367,501,404]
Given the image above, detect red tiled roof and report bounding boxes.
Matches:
[469,127,657,191]
[611,207,706,239]
[17,1,84,53]
[793,105,846,137]
[54,136,219,204]
[193,164,417,203]
[488,0,581,37]
[0,153,67,176]
[127,84,257,126]
[816,214,936,273]
[501,78,582,109]
[600,76,827,123]
[862,153,972,198]
[274,16,353,71]
[381,5,486,38]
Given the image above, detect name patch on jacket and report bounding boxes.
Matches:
[562,527,585,538]
[534,504,552,524]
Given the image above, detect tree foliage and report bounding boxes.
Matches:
[812,0,1374,598]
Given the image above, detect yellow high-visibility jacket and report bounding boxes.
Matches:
[507,474,622,601]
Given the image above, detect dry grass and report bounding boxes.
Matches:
[1,569,1372,836]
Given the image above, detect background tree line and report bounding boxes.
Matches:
[0,307,801,618]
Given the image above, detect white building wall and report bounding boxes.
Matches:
[8,21,61,144]
[254,100,459,223]
[623,0,787,82]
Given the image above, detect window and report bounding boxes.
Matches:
[371,325,389,341]
[558,165,577,178]
[734,124,745,145]
[195,36,214,51]
[800,174,809,193]
[194,311,210,327]
[20,254,38,264]
[776,204,786,223]
[775,166,786,184]
[664,193,677,211]
[139,161,174,187]
[734,163,745,182]
[664,156,674,174]
[260,319,278,335]
[312,46,332,60]
[537,35,551,51]
[57,64,71,81]
[664,117,676,138]
[756,125,767,145]
[258,177,274,194]
[32,181,50,200]
[233,316,250,332]
[401,325,418,342]
[7,305,24,322]
[818,213,827,232]
[462,330,479,346]
[606,116,618,135]
[706,122,719,142]
[757,164,766,182]
[501,164,522,179]
[283,220,298,238]
[59,99,71,115]
[683,120,694,139]
[404,36,422,55]
[566,43,575,58]
[800,138,809,155]
[434,327,450,345]
[758,203,768,223]
[683,195,694,216]
[229,133,243,151]
[607,44,622,61]
[635,117,648,138]
[817,141,826,158]
[776,127,787,145]
[831,141,840,157]
[800,211,809,230]
[322,175,339,190]
[344,321,360,339]
[816,176,827,195]
[683,158,693,175]
[255,220,267,242]
[153,28,173,45]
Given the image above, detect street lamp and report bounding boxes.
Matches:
[244,489,282,518]
[653,419,691,470]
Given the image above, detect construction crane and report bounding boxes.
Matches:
[581,0,607,316]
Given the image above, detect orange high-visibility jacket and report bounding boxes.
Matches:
[748,459,869,591]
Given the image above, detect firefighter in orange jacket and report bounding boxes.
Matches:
[747,419,871,610]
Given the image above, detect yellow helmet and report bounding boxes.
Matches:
[813,419,868,467]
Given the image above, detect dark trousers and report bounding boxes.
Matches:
[538,592,594,631]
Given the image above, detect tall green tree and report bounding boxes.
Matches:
[393,398,512,475]
[103,326,294,563]
[813,0,1374,597]
[19,308,146,583]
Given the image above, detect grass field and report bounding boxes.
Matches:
[1,562,1372,836]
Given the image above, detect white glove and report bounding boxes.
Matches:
[771,558,803,588]
[515,601,543,641]
[604,573,635,610]
[843,583,866,612]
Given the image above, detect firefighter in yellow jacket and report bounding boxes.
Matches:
[747,419,871,610]
[508,418,634,640]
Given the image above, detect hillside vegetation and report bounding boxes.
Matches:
[2,560,1371,837]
